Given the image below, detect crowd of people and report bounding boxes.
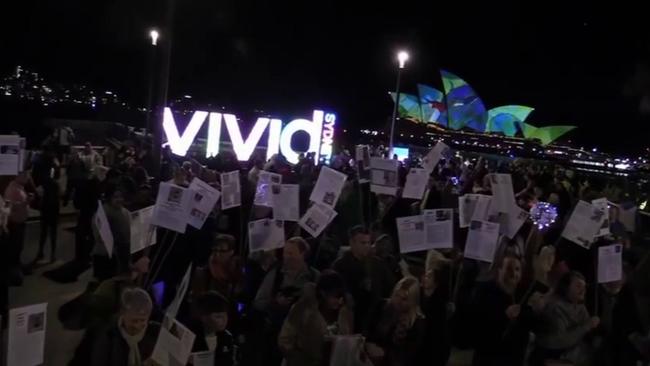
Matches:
[2,127,650,366]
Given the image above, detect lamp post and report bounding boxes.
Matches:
[388,50,409,157]
[145,29,159,135]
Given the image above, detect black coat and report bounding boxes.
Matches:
[90,321,160,366]
[188,319,236,366]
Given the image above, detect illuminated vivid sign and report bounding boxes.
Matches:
[162,107,336,164]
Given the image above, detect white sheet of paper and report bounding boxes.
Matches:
[271,184,300,221]
[396,215,425,253]
[220,170,241,210]
[615,203,637,233]
[592,198,610,237]
[94,202,114,258]
[187,178,222,229]
[329,335,364,366]
[7,303,47,366]
[129,206,157,254]
[310,166,347,208]
[472,195,493,222]
[299,203,337,237]
[370,157,399,196]
[152,316,196,366]
[562,200,605,248]
[166,264,192,319]
[423,209,454,249]
[17,137,26,173]
[597,244,623,284]
[459,194,483,228]
[464,220,501,263]
[422,141,450,173]
[497,206,529,239]
[152,183,192,233]
[355,145,370,169]
[248,218,285,252]
[488,174,517,213]
[254,171,282,207]
[0,135,21,176]
[192,351,215,366]
[402,168,429,200]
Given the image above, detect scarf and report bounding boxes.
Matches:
[118,317,147,366]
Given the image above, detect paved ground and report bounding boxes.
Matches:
[5,214,473,366]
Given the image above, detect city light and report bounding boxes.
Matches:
[397,51,409,69]
[149,29,159,46]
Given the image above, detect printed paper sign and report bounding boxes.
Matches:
[458,194,492,228]
[0,135,21,176]
[370,157,399,196]
[129,206,157,254]
[152,183,193,233]
[271,184,300,222]
[94,202,114,257]
[597,244,623,284]
[249,218,286,252]
[152,316,196,366]
[488,174,517,214]
[7,303,48,366]
[310,166,347,208]
[402,168,429,200]
[192,351,215,366]
[464,220,501,263]
[423,209,454,250]
[299,203,337,237]
[496,206,529,239]
[592,198,610,237]
[254,171,282,207]
[187,178,221,229]
[396,215,425,253]
[220,171,241,210]
[166,264,192,319]
[562,200,606,248]
[355,145,371,183]
[422,141,450,173]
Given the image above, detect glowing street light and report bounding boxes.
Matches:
[149,29,160,46]
[389,50,409,155]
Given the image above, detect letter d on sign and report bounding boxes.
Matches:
[279,110,324,164]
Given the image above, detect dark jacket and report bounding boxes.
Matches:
[90,321,160,366]
[187,319,236,366]
[419,287,451,366]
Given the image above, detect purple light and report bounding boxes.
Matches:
[530,202,558,230]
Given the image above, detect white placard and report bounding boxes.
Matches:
[152,316,196,366]
[152,183,193,233]
[562,200,605,249]
[166,264,192,319]
[488,174,517,213]
[7,303,47,366]
[422,141,450,173]
[355,145,371,183]
[248,218,285,253]
[18,138,26,173]
[192,351,215,366]
[220,171,241,210]
[464,220,500,263]
[271,184,300,222]
[299,203,337,238]
[254,171,282,207]
[310,166,347,208]
[188,178,222,229]
[94,202,114,258]
[396,215,425,253]
[458,194,491,228]
[329,335,365,366]
[597,244,623,284]
[370,157,399,196]
[496,206,529,239]
[423,209,454,249]
[129,206,157,254]
[402,168,429,200]
[0,135,21,176]
[592,198,610,237]
[610,201,637,233]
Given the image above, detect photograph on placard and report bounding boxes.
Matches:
[423,208,454,249]
[7,303,48,366]
[310,166,347,208]
[220,171,241,210]
[187,178,221,229]
[464,220,500,263]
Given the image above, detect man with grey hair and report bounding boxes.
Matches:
[91,288,161,366]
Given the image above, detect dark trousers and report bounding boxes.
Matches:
[75,212,94,262]
[8,221,26,266]
[38,214,59,258]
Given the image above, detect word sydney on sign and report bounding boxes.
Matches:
[162,107,336,164]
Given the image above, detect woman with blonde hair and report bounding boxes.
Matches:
[364,276,426,366]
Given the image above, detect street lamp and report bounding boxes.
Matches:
[388,50,409,156]
[149,29,160,46]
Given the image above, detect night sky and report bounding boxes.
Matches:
[2,1,649,153]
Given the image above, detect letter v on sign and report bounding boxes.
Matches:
[162,108,208,156]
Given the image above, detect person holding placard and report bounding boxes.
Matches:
[90,288,161,366]
[187,291,236,366]
[5,170,33,285]
[531,271,600,366]
[92,184,132,281]
[472,254,537,366]
[278,271,354,366]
